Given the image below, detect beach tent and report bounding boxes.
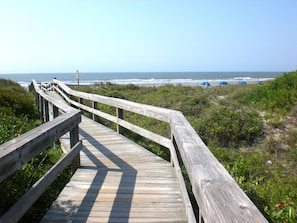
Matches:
[218,81,228,85]
[238,80,247,85]
[201,81,210,87]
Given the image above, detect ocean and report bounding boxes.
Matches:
[0,71,284,88]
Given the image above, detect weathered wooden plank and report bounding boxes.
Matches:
[64,185,182,194]
[42,216,187,223]
[115,118,172,148]
[44,209,187,218]
[50,200,187,209]
[72,168,174,176]
[53,191,183,202]
[0,111,81,183]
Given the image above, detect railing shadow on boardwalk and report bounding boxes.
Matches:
[42,128,137,222]
[76,128,136,222]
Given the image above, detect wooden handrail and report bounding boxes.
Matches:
[49,79,268,223]
[0,80,82,223]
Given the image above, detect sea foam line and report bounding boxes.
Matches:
[18,77,275,88]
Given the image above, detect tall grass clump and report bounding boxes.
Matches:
[243,71,297,113]
[195,105,263,149]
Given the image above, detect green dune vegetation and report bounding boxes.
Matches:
[0,79,71,222]
[0,71,297,222]
[73,70,297,222]
[0,79,39,144]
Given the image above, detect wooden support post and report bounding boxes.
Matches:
[199,211,203,223]
[68,93,72,106]
[53,105,59,118]
[79,98,83,111]
[116,108,124,134]
[53,105,60,148]
[28,82,33,92]
[39,96,44,122]
[49,103,59,121]
[70,125,80,174]
[35,91,39,112]
[170,132,175,166]
[50,103,60,147]
[92,101,98,121]
[44,100,49,122]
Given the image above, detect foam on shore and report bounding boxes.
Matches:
[19,77,275,89]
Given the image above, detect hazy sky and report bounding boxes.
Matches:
[0,0,296,73]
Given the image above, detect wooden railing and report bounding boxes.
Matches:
[0,81,82,223]
[47,79,268,223]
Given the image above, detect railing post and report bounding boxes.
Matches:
[44,100,49,122]
[199,211,203,223]
[34,89,39,111]
[116,107,124,134]
[49,103,59,121]
[39,96,44,122]
[70,125,80,174]
[92,101,98,121]
[170,132,174,166]
[28,82,33,92]
[53,105,59,118]
[79,98,83,110]
[67,92,71,106]
[53,104,60,148]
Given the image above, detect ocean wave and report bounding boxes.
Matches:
[233,76,253,80]
[18,77,276,88]
[106,78,274,86]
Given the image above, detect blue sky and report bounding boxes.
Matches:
[0,0,296,73]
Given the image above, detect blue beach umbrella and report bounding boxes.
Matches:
[201,81,210,87]
[219,81,228,85]
[238,80,247,85]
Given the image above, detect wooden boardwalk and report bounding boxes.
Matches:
[41,94,188,222]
